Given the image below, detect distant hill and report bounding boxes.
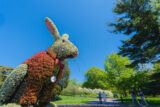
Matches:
[0,65,13,72]
[0,65,14,80]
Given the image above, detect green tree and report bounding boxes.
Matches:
[109,0,160,67]
[152,0,160,9]
[69,78,77,85]
[58,60,70,88]
[143,62,160,96]
[152,62,160,72]
[104,53,134,96]
[83,67,108,90]
[132,70,150,88]
[61,78,81,96]
[147,72,160,96]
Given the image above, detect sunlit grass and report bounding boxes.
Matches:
[118,97,160,106]
[53,95,97,104]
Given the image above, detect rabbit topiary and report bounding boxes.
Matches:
[0,17,78,107]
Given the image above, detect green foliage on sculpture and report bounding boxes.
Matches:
[0,78,3,89]
[45,17,78,60]
[51,34,78,59]
[0,64,28,104]
[0,102,57,107]
[9,76,28,103]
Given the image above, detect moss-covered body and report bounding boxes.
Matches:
[0,64,28,104]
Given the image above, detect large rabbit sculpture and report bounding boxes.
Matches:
[0,17,78,107]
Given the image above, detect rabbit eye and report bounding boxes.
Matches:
[62,39,65,43]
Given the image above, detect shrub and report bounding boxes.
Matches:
[61,85,113,97]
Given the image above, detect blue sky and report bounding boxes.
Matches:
[0,0,128,83]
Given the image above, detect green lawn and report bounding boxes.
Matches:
[118,97,160,106]
[53,96,97,104]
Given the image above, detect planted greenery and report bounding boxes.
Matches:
[0,64,28,104]
[83,67,108,90]
[104,53,134,96]
[0,102,57,107]
[53,96,96,104]
[118,97,160,106]
[0,61,70,105]
[0,17,78,106]
[52,60,70,99]
[61,79,113,97]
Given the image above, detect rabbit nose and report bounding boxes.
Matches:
[75,51,78,57]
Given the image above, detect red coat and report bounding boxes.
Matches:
[20,50,64,104]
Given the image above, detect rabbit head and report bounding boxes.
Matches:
[45,17,78,60]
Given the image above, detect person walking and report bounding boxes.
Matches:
[138,88,148,106]
[130,89,140,106]
[103,91,106,103]
[98,92,102,104]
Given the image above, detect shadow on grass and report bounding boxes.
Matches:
[118,97,160,106]
[51,96,62,101]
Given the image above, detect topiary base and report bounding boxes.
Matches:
[0,103,57,107]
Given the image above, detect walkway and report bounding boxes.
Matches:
[57,98,132,107]
[88,98,120,104]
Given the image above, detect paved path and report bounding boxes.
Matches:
[87,98,124,105]
[57,98,132,107]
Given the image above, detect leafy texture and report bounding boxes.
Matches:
[61,79,80,96]
[52,60,70,99]
[104,53,134,96]
[0,60,70,105]
[0,17,78,106]
[152,0,160,9]
[109,0,160,67]
[0,64,28,104]
[0,102,57,107]
[144,62,160,96]
[82,67,108,89]
[19,51,58,104]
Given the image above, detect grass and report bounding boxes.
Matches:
[53,95,97,104]
[118,97,160,106]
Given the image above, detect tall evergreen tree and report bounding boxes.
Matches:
[143,62,160,96]
[109,0,160,67]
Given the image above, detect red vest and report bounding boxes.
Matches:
[23,51,55,81]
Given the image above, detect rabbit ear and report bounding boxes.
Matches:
[45,17,60,40]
